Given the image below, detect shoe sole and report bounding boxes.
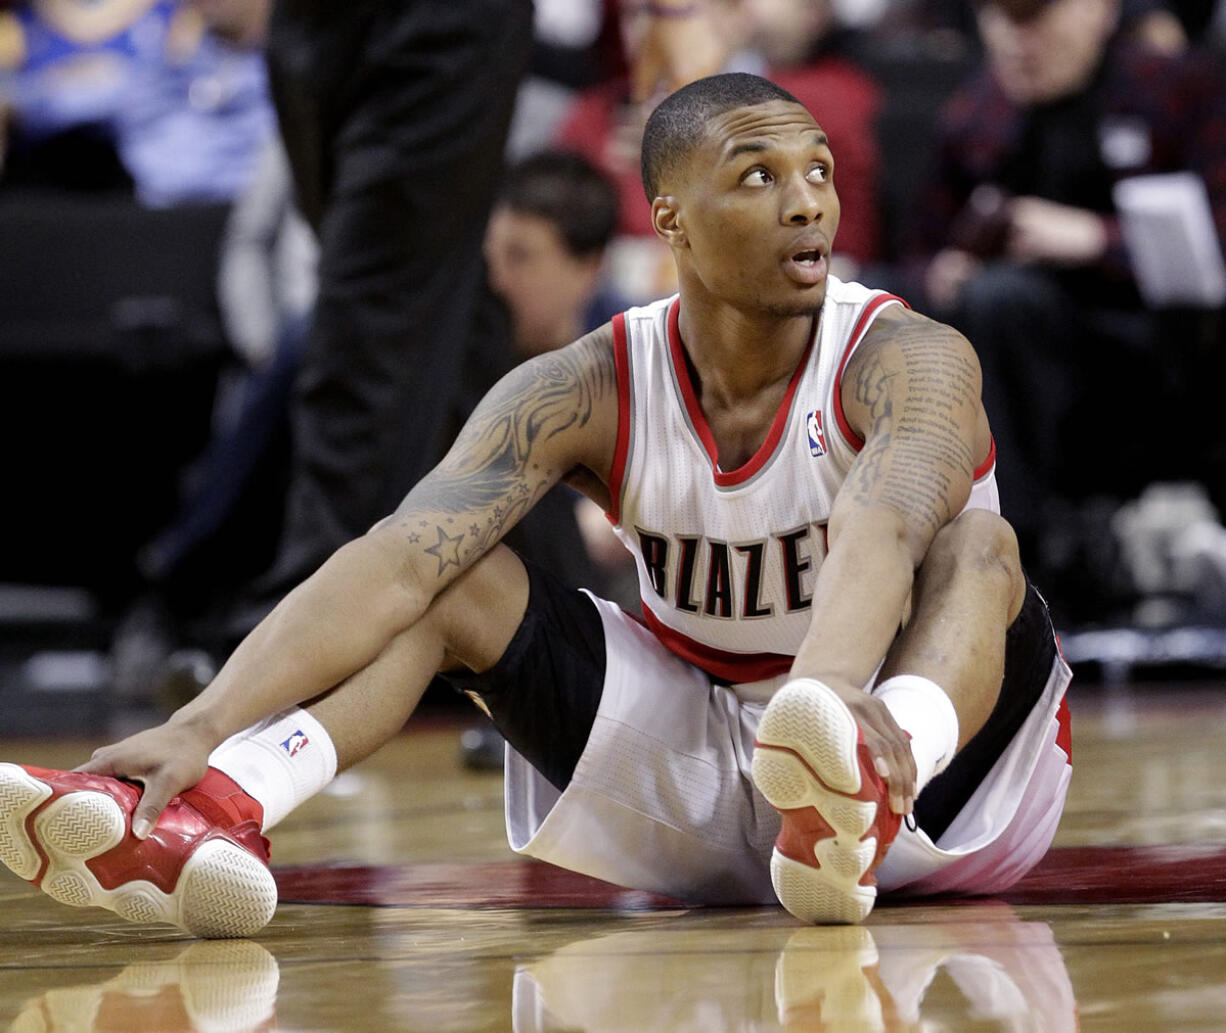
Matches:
[752,682,880,924]
[0,763,277,938]
[774,926,882,1027]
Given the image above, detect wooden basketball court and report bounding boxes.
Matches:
[2,677,1225,1032]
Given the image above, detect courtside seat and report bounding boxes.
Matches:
[0,193,232,679]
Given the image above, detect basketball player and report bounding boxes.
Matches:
[0,73,1072,936]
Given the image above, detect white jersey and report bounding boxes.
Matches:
[608,278,999,685]
[505,279,1066,905]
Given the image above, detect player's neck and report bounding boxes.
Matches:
[676,299,815,407]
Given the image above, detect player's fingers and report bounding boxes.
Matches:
[871,728,917,816]
[873,756,908,815]
[74,744,133,776]
[897,729,918,811]
[75,747,183,839]
[130,786,171,839]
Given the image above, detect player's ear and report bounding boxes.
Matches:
[651,196,686,247]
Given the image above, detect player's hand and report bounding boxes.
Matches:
[924,247,980,311]
[829,683,918,817]
[75,721,214,839]
[1006,196,1107,266]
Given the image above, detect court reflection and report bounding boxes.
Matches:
[512,904,1077,1033]
[3,905,1080,1033]
[8,940,278,1033]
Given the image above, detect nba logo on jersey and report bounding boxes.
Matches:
[806,409,827,457]
[280,730,309,757]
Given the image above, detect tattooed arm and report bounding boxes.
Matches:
[80,327,619,817]
[198,324,614,720]
[788,305,989,808]
[385,325,619,567]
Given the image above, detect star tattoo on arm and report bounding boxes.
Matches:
[424,526,466,575]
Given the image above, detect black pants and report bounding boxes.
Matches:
[262,0,534,589]
[953,263,1162,555]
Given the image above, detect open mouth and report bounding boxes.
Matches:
[783,247,827,285]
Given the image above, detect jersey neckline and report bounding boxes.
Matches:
[666,297,816,488]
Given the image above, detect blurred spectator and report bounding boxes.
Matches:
[871,0,1199,51]
[720,0,884,278]
[485,150,626,359]
[484,149,636,606]
[243,0,725,628]
[111,132,316,703]
[126,0,292,615]
[554,4,730,241]
[896,0,1226,624]
[136,136,315,599]
[0,0,272,203]
[1142,0,1226,51]
[109,0,312,701]
[464,148,636,769]
[1128,0,1191,51]
[552,4,723,305]
[0,0,174,192]
[116,0,275,206]
[555,0,883,301]
[505,0,608,159]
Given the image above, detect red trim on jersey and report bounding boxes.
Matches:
[831,292,907,451]
[830,294,996,480]
[667,297,815,488]
[1055,694,1072,763]
[974,436,997,481]
[641,602,794,682]
[608,312,632,524]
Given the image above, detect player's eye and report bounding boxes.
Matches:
[806,163,830,184]
[742,167,773,186]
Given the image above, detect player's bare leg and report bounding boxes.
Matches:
[302,545,530,769]
[876,507,1027,755]
[0,547,531,937]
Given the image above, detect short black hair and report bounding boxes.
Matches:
[640,72,803,201]
[498,149,620,258]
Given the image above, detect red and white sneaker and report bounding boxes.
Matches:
[11,939,280,1033]
[0,763,276,938]
[752,679,902,924]
[774,926,884,1030]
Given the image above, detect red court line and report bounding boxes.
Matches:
[274,860,682,910]
[273,844,1226,910]
[996,844,1226,906]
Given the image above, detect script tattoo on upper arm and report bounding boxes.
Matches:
[391,332,616,576]
[844,318,979,537]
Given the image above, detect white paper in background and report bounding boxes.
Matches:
[1113,172,1226,307]
[534,0,602,47]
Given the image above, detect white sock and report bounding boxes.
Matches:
[208,707,338,831]
[872,674,959,794]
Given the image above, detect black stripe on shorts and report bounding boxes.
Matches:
[910,576,1060,841]
[440,555,607,793]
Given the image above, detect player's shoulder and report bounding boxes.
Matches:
[840,303,984,442]
[855,303,977,369]
[539,322,617,385]
[505,323,620,427]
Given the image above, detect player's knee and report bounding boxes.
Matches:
[925,511,1023,609]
